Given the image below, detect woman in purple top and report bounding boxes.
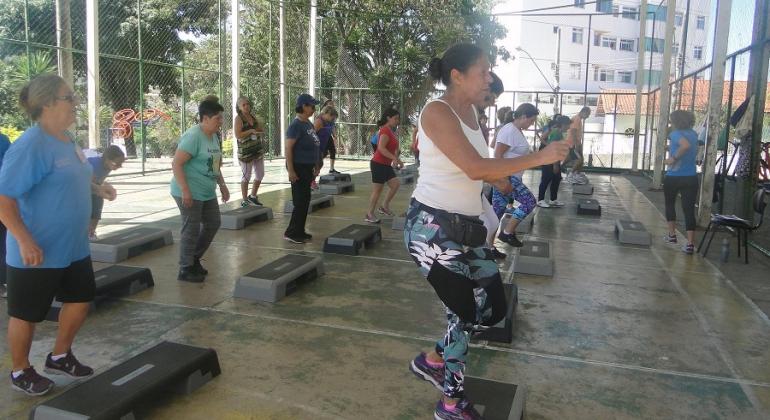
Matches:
[314,106,338,175]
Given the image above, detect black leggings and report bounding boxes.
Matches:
[326,136,336,160]
[538,162,562,201]
[0,222,6,286]
[663,175,699,231]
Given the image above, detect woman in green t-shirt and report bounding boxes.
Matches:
[537,115,571,208]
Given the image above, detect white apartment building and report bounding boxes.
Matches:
[497,0,712,99]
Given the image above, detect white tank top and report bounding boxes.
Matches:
[413,99,488,216]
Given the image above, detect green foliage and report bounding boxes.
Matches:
[0,125,23,142]
[9,51,56,85]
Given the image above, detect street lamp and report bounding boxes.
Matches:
[516,46,560,114]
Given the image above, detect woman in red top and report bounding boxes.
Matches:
[365,108,402,223]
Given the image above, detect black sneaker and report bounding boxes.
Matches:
[178,267,205,283]
[45,351,94,378]
[499,231,523,247]
[284,235,306,244]
[329,169,340,174]
[10,366,54,396]
[247,195,262,206]
[301,232,313,240]
[192,258,208,275]
[490,247,507,260]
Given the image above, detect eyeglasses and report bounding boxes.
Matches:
[55,94,78,104]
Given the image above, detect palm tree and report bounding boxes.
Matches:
[10,51,56,87]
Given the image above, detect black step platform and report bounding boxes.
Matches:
[46,265,154,322]
[473,283,518,343]
[576,198,601,216]
[323,224,382,255]
[30,341,221,420]
[319,173,352,183]
[465,376,526,420]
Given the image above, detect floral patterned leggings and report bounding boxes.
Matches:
[404,198,507,398]
[491,175,536,221]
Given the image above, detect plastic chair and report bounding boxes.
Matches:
[698,188,767,263]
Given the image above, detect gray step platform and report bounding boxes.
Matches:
[572,183,594,195]
[500,212,535,235]
[90,227,173,263]
[473,283,518,343]
[220,206,274,230]
[323,224,382,256]
[576,198,602,216]
[397,172,416,184]
[234,254,324,303]
[318,181,354,195]
[30,341,220,420]
[284,193,334,213]
[615,219,652,246]
[464,376,526,420]
[46,265,154,321]
[513,240,554,276]
[391,216,406,230]
[319,173,352,183]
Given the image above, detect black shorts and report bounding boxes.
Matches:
[370,160,396,184]
[91,194,104,220]
[6,257,96,322]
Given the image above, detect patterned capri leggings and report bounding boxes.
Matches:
[491,176,536,221]
[404,198,507,399]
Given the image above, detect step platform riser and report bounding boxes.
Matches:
[323,224,382,256]
[234,255,324,303]
[284,194,334,213]
[220,207,274,230]
[90,228,173,263]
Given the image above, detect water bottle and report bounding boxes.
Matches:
[720,238,730,263]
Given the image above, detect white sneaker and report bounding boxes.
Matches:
[537,200,551,208]
[88,233,98,241]
[548,200,565,207]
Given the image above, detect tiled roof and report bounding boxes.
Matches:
[596,79,770,115]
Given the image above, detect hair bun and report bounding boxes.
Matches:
[428,57,443,80]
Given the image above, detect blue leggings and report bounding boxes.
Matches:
[404,199,506,398]
[491,176,536,221]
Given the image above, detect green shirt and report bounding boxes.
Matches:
[547,130,564,143]
[170,125,222,201]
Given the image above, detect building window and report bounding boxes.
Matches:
[570,63,582,80]
[619,39,635,52]
[601,36,617,50]
[618,71,633,84]
[693,46,703,59]
[574,0,585,8]
[596,0,613,13]
[644,37,665,53]
[672,43,680,55]
[595,69,614,82]
[622,6,638,20]
[697,15,706,30]
[646,4,667,22]
[675,13,683,26]
[572,28,583,44]
[643,70,662,85]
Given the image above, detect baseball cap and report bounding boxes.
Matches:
[296,93,320,108]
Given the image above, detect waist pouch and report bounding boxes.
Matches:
[432,210,487,248]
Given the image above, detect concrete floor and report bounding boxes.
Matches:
[1,160,769,419]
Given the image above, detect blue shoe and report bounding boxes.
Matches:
[434,398,483,420]
[409,352,444,391]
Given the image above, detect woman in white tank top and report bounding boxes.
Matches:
[404,43,570,420]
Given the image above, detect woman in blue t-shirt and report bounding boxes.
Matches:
[0,132,10,295]
[663,110,699,254]
[284,93,321,244]
[0,74,106,396]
